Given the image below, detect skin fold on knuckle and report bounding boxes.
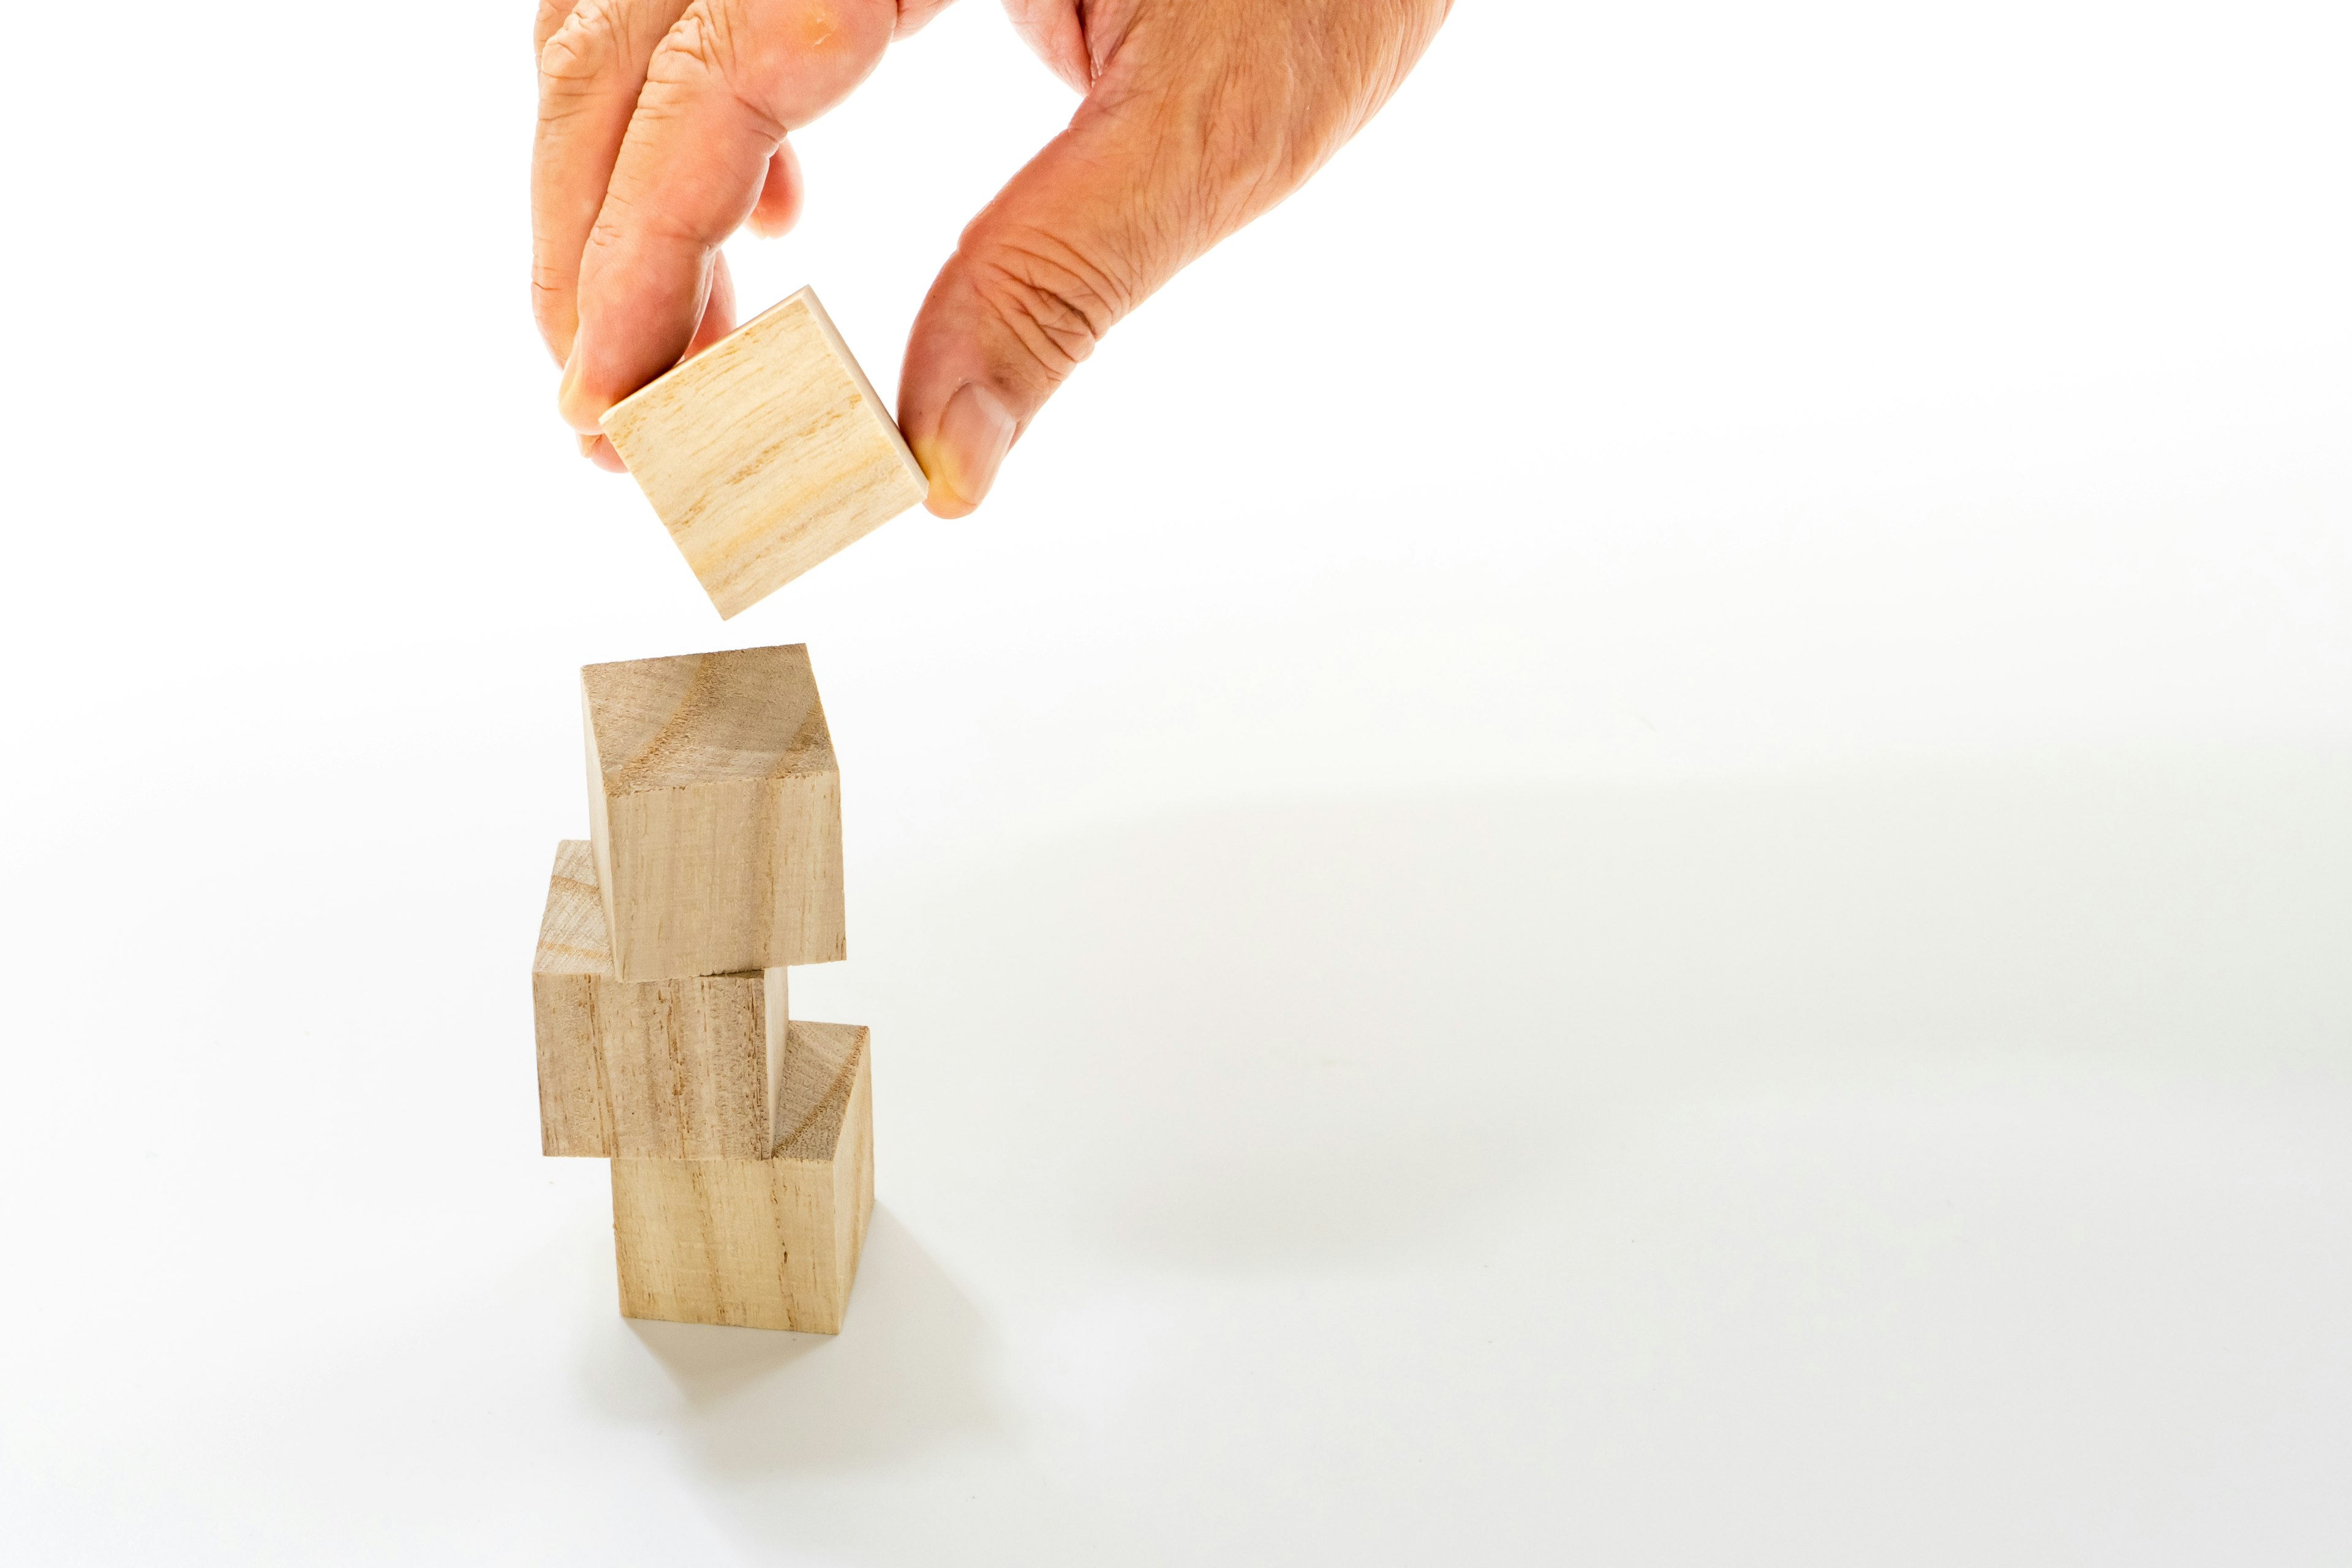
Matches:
[647,2,734,80]
[639,4,789,152]
[966,228,1130,388]
[573,187,674,300]
[538,0,638,104]
[540,0,709,121]
[534,0,578,55]
[648,0,888,129]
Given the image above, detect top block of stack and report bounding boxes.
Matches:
[600,287,930,620]
[584,643,845,982]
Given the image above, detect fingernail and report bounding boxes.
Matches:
[918,382,1016,518]
[582,434,627,473]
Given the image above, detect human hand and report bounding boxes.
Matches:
[533,0,1450,514]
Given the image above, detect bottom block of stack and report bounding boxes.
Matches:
[612,1020,875,1333]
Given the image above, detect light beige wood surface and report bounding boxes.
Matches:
[583,644,845,982]
[532,840,788,1159]
[600,287,929,620]
[612,1020,875,1334]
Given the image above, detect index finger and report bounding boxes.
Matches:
[532,0,693,365]
[559,0,899,431]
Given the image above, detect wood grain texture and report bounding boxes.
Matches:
[582,643,845,982]
[600,287,929,620]
[532,840,788,1159]
[612,1021,875,1334]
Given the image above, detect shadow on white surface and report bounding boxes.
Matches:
[854,745,2352,1282]
[2,748,2346,1565]
[579,1207,1004,1476]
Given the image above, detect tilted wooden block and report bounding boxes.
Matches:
[584,643,845,982]
[600,287,929,620]
[612,1020,875,1334]
[532,840,787,1159]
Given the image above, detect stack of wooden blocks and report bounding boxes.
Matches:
[530,643,873,1333]
[526,282,930,1331]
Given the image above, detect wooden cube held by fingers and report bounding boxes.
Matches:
[532,840,788,1159]
[612,1021,876,1334]
[600,287,930,620]
[583,643,846,982]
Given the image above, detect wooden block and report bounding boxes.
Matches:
[583,643,845,982]
[532,840,788,1159]
[612,1020,875,1334]
[600,287,929,620]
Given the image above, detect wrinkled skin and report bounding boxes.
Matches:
[533,0,1451,514]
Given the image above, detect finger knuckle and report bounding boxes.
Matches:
[647,1,739,82]
[533,0,575,51]
[538,0,628,90]
[969,230,1129,383]
[641,2,783,137]
[651,0,889,119]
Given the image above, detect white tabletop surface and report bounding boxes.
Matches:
[5,2,2348,1562]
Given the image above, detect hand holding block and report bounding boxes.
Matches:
[584,643,845,982]
[532,840,786,1159]
[612,1021,875,1334]
[600,287,929,619]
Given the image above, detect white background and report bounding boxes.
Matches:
[4,1,2349,1561]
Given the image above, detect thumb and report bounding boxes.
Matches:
[899,0,1451,517]
[899,52,1267,518]
[896,115,1153,517]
